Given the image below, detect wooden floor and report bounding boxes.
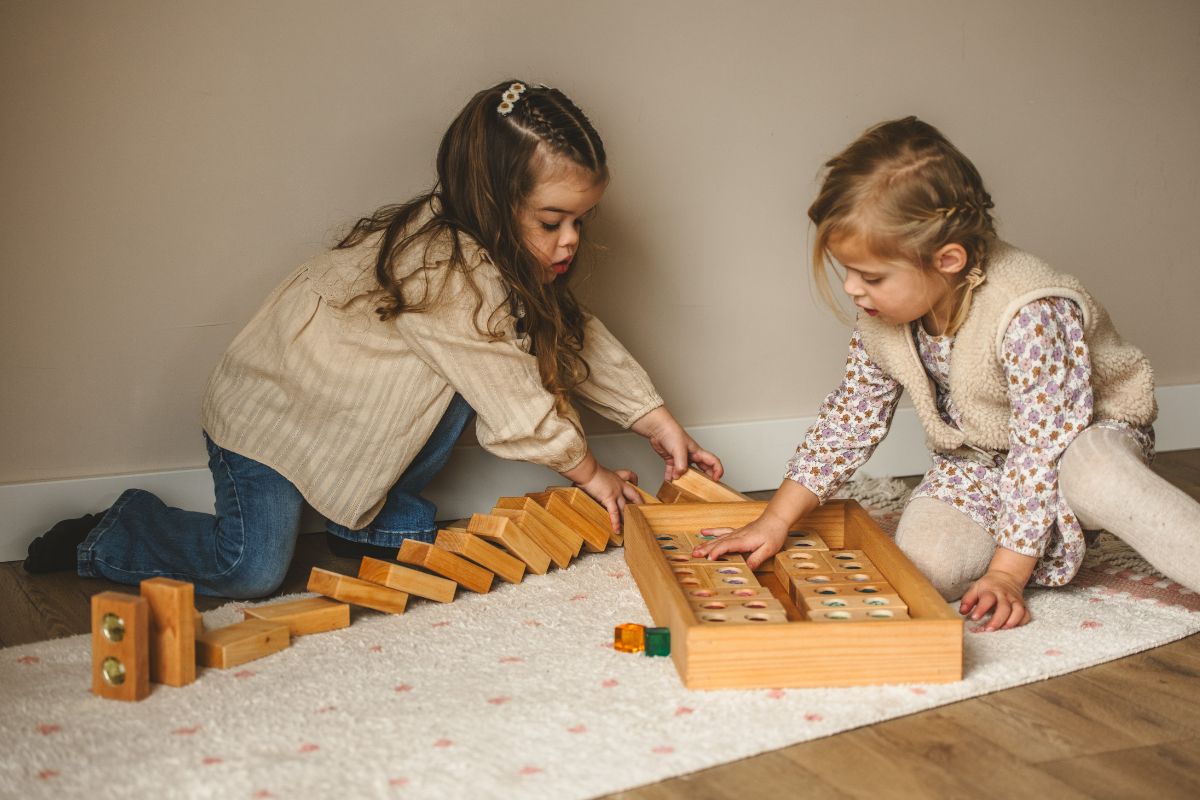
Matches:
[2,450,1198,799]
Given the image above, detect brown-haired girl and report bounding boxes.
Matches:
[696,116,1199,630]
[27,80,722,598]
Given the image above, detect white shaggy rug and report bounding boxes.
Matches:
[3,484,1198,799]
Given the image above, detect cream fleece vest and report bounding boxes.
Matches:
[857,241,1156,457]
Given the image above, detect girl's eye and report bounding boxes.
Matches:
[863,276,882,284]
[540,222,560,232]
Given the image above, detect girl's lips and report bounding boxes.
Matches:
[863,308,879,316]
[552,261,570,275]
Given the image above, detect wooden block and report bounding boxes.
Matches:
[358,557,457,603]
[678,585,775,603]
[197,619,290,668]
[398,540,493,594]
[820,549,877,573]
[529,490,609,553]
[694,606,789,625]
[670,562,757,591]
[91,592,150,702]
[496,496,584,557]
[806,607,911,623]
[242,596,351,635]
[491,508,574,568]
[140,577,196,687]
[782,531,829,551]
[307,567,409,614]
[690,594,787,616]
[435,528,525,584]
[657,467,751,503]
[799,591,908,614]
[655,533,746,565]
[466,514,550,574]
[543,486,621,547]
[626,481,662,504]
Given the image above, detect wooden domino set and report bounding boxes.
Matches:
[625,476,963,689]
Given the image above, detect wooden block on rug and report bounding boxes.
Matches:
[435,528,526,584]
[526,489,609,553]
[91,591,151,702]
[139,577,196,687]
[542,486,621,547]
[307,567,410,614]
[242,596,351,635]
[197,619,290,669]
[358,557,457,603]
[490,508,573,569]
[495,496,584,557]
[466,514,550,575]
[398,540,493,594]
[656,468,751,504]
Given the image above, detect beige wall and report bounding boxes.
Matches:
[2,0,1198,484]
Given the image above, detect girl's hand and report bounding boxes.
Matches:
[563,452,641,535]
[959,570,1031,631]
[631,406,723,483]
[691,515,790,570]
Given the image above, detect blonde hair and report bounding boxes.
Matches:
[808,117,997,334]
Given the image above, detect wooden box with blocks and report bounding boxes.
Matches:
[623,500,962,689]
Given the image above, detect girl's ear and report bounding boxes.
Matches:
[933,243,968,276]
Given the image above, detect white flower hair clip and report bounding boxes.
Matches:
[497,82,527,116]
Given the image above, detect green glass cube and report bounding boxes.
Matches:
[644,627,670,657]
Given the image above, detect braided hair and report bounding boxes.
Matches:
[337,80,608,413]
[808,116,997,334]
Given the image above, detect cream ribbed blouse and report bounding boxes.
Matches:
[201,225,663,530]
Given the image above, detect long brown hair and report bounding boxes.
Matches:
[337,80,608,412]
[808,116,997,334]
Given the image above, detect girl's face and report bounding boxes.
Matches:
[519,160,606,283]
[829,235,966,335]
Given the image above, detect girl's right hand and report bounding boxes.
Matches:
[575,466,641,535]
[691,515,790,570]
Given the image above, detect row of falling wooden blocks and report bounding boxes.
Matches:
[305,486,630,614]
[772,541,911,622]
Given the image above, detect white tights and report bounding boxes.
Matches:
[894,426,1200,601]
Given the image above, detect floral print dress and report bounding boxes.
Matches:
[784,297,1153,586]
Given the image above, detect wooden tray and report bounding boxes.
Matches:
[624,500,962,689]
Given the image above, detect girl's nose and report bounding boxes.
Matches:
[842,273,861,297]
[560,223,580,250]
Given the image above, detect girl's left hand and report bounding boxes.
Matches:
[959,570,1032,631]
[631,406,723,484]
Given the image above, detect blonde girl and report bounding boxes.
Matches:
[696,117,1199,630]
[28,80,722,597]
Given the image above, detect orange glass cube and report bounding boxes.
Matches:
[613,622,645,653]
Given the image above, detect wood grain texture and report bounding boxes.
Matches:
[307,567,409,614]
[140,577,196,687]
[466,513,550,574]
[357,557,457,603]
[528,490,610,553]
[398,540,493,594]
[435,528,526,584]
[196,618,290,669]
[496,496,585,557]
[242,596,350,635]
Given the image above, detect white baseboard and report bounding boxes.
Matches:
[3,384,1197,563]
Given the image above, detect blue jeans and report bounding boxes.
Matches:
[78,394,475,599]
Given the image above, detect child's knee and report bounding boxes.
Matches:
[895,497,992,602]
